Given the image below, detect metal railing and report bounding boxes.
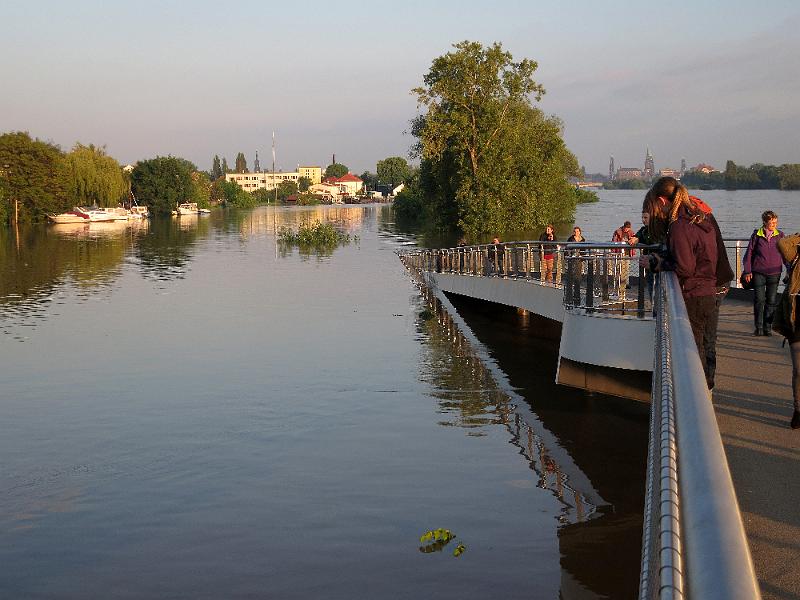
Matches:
[639,272,760,600]
[398,241,657,318]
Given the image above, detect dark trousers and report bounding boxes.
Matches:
[752,272,780,332]
[684,294,719,389]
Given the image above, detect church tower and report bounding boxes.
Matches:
[643,147,655,178]
[609,156,615,181]
[253,151,261,173]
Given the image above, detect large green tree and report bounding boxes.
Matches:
[62,144,126,208]
[376,156,412,188]
[324,163,349,179]
[0,131,67,224]
[411,41,578,237]
[130,156,195,216]
[211,155,222,180]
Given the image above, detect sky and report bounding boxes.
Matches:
[2,0,799,175]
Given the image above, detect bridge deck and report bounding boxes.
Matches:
[715,298,800,600]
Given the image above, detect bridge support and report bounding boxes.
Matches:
[556,357,651,402]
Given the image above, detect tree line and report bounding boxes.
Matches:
[680,161,800,190]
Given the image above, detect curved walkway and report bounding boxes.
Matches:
[715,297,800,600]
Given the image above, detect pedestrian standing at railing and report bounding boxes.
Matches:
[742,211,785,336]
[488,237,504,276]
[630,208,654,299]
[643,185,727,389]
[567,226,585,243]
[539,225,556,283]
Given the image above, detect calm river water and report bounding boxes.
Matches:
[1,190,797,599]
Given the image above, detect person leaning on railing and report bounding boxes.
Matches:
[642,185,732,390]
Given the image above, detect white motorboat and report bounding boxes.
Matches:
[173,202,199,216]
[75,207,117,222]
[48,209,90,224]
[129,205,149,219]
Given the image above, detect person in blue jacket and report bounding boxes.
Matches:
[742,211,785,336]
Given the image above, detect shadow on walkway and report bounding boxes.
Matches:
[715,298,800,600]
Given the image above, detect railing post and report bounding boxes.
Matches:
[555,245,563,285]
[525,244,531,279]
[735,241,742,288]
[637,261,645,319]
[586,258,594,314]
[601,251,610,301]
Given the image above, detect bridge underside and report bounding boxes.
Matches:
[425,272,654,402]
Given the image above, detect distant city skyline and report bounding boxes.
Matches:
[2,1,799,175]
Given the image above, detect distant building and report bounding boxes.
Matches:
[122,164,135,173]
[226,170,300,191]
[322,173,364,196]
[680,158,686,175]
[298,166,322,185]
[616,167,643,181]
[692,163,717,174]
[643,147,655,178]
[609,156,615,181]
[253,151,261,173]
[659,168,680,178]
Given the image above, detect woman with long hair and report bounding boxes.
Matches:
[643,179,732,389]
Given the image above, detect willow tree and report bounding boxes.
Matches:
[411,41,579,237]
[62,144,126,207]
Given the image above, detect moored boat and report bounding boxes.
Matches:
[173,202,199,216]
[48,209,90,224]
[129,205,149,219]
[75,207,117,222]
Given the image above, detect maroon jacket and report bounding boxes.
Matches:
[663,211,719,297]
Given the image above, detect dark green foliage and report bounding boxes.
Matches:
[216,179,254,207]
[680,161,800,190]
[278,221,352,252]
[573,188,599,203]
[324,163,349,179]
[393,186,426,222]
[250,188,275,205]
[604,178,648,190]
[211,155,223,180]
[0,131,68,223]
[297,176,312,192]
[277,180,298,201]
[221,157,229,174]
[130,156,195,216]
[360,171,378,190]
[411,41,579,237]
[377,156,412,187]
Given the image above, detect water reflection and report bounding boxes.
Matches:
[415,283,598,527]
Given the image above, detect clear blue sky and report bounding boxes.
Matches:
[2,0,798,175]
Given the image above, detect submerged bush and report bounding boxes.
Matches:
[278,221,353,250]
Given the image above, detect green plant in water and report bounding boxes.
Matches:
[419,528,466,557]
[278,221,352,251]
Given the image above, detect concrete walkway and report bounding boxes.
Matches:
[715,298,800,600]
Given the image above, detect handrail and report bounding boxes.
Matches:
[639,272,760,599]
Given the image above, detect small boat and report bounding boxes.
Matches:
[197,208,211,214]
[173,202,199,216]
[48,209,90,224]
[129,205,149,219]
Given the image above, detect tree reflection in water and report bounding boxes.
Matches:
[414,283,596,526]
[411,278,647,598]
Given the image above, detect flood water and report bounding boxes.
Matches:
[1,191,796,599]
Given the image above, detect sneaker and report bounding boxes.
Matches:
[792,410,800,430]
